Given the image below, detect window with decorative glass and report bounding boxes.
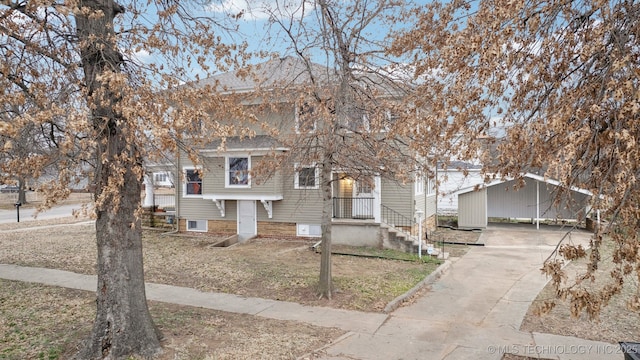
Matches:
[296,101,317,133]
[185,169,202,195]
[227,157,250,187]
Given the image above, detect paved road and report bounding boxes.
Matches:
[0,204,88,224]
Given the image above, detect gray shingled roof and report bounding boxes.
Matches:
[194,56,332,93]
[193,56,408,97]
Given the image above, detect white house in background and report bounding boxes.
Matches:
[152,171,174,188]
[437,161,484,215]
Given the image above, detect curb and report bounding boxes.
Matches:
[383,259,452,313]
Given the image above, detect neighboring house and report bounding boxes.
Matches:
[436,161,484,215]
[174,57,437,251]
[456,173,594,229]
[143,158,176,210]
[152,171,174,188]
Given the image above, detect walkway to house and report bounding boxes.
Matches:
[0,224,622,360]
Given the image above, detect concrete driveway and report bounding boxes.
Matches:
[317,224,613,360]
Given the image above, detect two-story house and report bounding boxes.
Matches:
[173,56,437,251]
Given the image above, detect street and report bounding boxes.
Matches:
[0,204,89,224]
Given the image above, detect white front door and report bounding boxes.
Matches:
[237,200,256,241]
[352,179,373,218]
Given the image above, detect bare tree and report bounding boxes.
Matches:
[248,0,421,299]
[1,1,243,358]
[391,0,640,317]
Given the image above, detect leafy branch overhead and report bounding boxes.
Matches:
[391,0,640,318]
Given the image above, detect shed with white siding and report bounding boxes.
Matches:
[457,173,593,229]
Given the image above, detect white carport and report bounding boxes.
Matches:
[457,173,593,229]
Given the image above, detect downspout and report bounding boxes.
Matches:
[434,164,438,229]
[162,150,180,236]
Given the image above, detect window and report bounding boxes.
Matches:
[356,178,373,194]
[296,101,317,133]
[294,164,319,189]
[185,168,202,196]
[187,219,207,232]
[344,110,370,132]
[227,156,250,187]
[383,110,400,132]
[154,173,168,182]
[415,175,425,195]
[427,177,436,196]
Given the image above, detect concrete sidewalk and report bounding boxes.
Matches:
[0,226,623,360]
[0,264,388,335]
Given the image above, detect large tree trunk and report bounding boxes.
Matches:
[81,162,161,359]
[75,0,161,358]
[318,152,333,299]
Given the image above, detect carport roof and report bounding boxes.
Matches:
[455,173,594,197]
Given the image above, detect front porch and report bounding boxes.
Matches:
[332,196,431,255]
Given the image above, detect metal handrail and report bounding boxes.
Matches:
[332,197,374,219]
[381,204,416,236]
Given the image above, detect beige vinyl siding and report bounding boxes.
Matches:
[239,103,296,136]
[261,171,323,223]
[458,189,487,228]
[426,194,436,217]
[199,156,284,197]
[258,194,323,223]
[381,179,413,219]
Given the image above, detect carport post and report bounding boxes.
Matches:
[536,180,540,230]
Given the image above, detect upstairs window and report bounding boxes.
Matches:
[427,177,436,196]
[227,156,250,187]
[296,101,317,133]
[344,108,370,133]
[155,173,168,183]
[294,164,319,189]
[415,175,425,195]
[185,168,202,196]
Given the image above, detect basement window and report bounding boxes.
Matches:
[187,219,207,232]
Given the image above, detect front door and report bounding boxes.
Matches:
[237,200,256,241]
[352,178,373,218]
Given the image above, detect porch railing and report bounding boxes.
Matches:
[381,204,416,236]
[154,194,175,209]
[332,197,374,219]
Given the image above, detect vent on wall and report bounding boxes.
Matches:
[297,224,321,237]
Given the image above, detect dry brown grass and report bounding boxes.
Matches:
[520,237,640,344]
[0,279,343,360]
[0,222,440,312]
[0,219,445,359]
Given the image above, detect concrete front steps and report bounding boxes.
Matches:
[381,224,449,259]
